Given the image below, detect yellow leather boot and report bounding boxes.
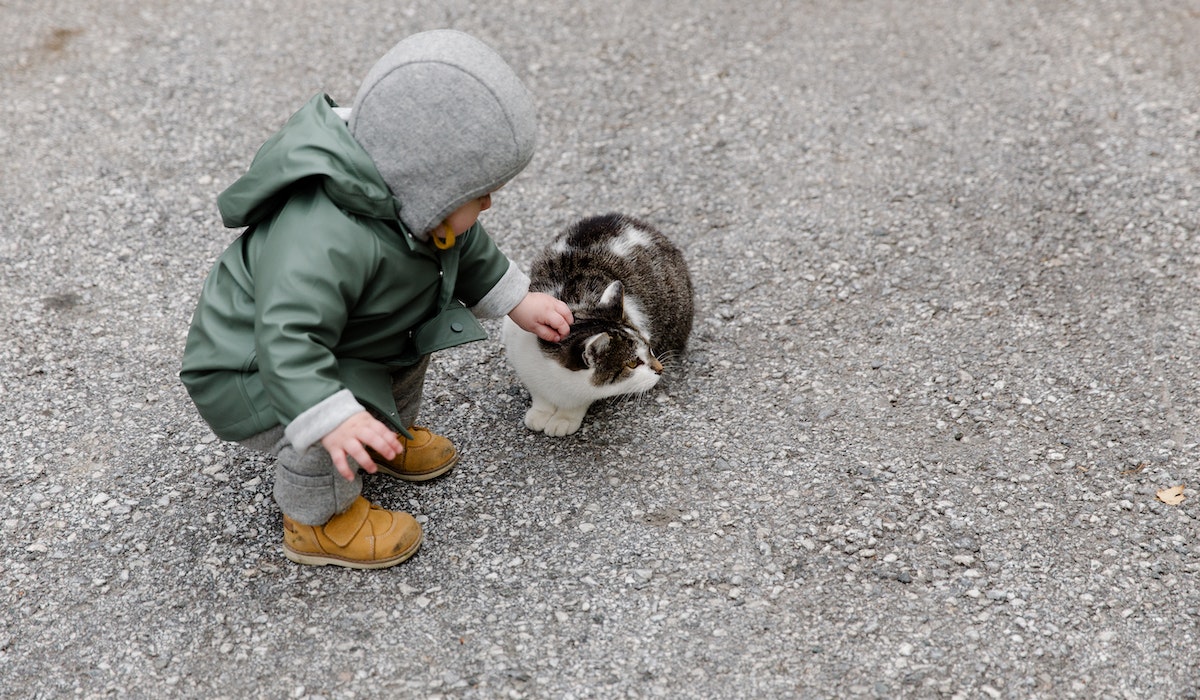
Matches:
[282,496,422,569]
[371,426,458,481]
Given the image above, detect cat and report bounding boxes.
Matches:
[502,213,694,436]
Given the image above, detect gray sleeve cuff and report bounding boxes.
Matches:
[284,389,365,452]
[471,260,530,318]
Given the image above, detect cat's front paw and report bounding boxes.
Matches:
[543,410,585,437]
[524,405,556,432]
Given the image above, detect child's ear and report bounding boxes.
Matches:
[582,333,611,368]
[596,280,624,318]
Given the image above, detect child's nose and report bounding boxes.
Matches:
[480,194,492,211]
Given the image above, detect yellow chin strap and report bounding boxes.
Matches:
[433,223,456,250]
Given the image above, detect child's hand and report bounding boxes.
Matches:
[510,292,574,342]
[320,411,404,481]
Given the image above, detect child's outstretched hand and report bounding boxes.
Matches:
[320,411,404,481]
[510,292,574,342]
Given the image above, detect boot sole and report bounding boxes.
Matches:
[282,535,423,570]
[374,454,459,482]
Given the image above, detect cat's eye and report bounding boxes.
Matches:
[625,359,642,369]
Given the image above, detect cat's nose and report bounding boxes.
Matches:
[649,357,663,374]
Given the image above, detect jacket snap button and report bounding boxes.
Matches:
[450,322,463,332]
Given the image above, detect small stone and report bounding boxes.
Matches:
[578,523,596,533]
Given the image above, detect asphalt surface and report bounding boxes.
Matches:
[3,1,1199,698]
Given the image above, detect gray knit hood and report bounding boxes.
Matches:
[348,30,537,239]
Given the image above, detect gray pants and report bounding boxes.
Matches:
[239,356,429,525]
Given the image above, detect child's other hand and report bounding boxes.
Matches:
[510,292,574,342]
[320,411,404,481]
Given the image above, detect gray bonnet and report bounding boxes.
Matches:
[348,30,537,239]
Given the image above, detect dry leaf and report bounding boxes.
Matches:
[1156,485,1186,506]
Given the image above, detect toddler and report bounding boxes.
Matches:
[180,30,572,569]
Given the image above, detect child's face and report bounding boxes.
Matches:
[442,193,493,236]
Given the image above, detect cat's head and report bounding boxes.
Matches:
[538,281,664,394]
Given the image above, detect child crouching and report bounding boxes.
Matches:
[180,30,572,569]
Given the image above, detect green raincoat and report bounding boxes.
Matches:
[180,95,522,444]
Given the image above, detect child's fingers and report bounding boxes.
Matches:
[544,304,571,337]
[374,421,404,458]
[362,428,399,461]
[346,442,378,476]
[379,427,404,456]
[331,451,357,481]
[557,301,574,326]
[534,323,563,343]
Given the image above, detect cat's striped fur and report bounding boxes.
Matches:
[502,214,694,436]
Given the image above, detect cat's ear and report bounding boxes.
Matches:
[582,333,611,368]
[597,280,624,318]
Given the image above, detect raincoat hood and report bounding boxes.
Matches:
[217,94,395,229]
[348,29,537,239]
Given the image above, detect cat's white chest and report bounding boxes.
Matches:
[501,317,660,436]
[502,318,596,407]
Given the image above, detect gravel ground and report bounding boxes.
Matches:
[3,1,1199,698]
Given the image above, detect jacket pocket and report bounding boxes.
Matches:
[407,304,487,360]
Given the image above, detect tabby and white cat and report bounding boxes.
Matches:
[502,213,694,436]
